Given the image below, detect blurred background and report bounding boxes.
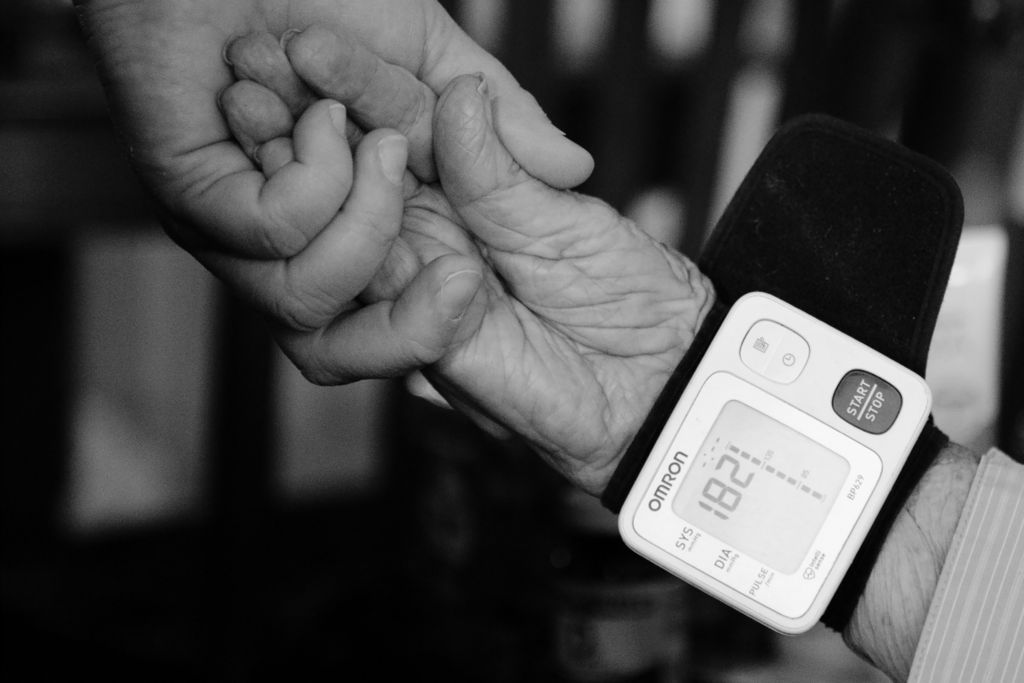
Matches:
[2,0,1022,680]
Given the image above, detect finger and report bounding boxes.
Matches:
[251,98,355,249]
[277,254,484,385]
[224,31,315,117]
[203,129,408,331]
[255,137,295,176]
[435,73,585,254]
[225,31,365,148]
[76,12,353,261]
[416,13,594,189]
[174,98,353,258]
[217,78,297,176]
[284,25,437,182]
[219,80,293,160]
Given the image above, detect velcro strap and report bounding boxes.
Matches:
[601,114,963,631]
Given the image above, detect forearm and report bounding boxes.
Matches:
[842,440,980,681]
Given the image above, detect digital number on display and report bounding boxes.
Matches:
[672,401,850,575]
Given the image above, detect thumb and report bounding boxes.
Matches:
[416,11,594,188]
[493,88,595,190]
[434,74,598,257]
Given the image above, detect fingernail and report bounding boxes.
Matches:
[328,103,347,137]
[280,28,302,51]
[440,270,482,321]
[377,135,409,186]
[221,40,235,66]
[474,72,488,97]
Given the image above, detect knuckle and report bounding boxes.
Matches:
[284,337,349,387]
[270,296,314,333]
[258,198,312,259]
[347,204,400,248]
[392,82,432,139]
[298,360,346,387]
[272,278,327,332]
[292,29,360,98]
[395,323,446,366]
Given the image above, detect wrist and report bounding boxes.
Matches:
[588,245,716,498]
[843,441,980,681]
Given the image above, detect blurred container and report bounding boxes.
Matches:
[547,487,688,682]
[389,373,561,679]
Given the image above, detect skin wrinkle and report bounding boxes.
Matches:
[534,265,702,353]
[590,259,713,477]
[286,324,341,386]
[465,327,538,429]
[413,0,441,85]
[437,84,530,207]
[258,177,323,255]
[345,54,389,125]
[841,446,979,680]
[271,271,325,332]
[440,94,494,176]
[391,312,444,363]
[905,504,942,565]
[462,195,648,270]
[279,227,379,329]
[427,355,593,487]
[395,87,429,143]
[460,296,612,473]
[480,235,661,321]
[173,123,334,258]
[458,195,593,257]
[468,218,704,368]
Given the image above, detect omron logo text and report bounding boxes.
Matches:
[648,451,689,511]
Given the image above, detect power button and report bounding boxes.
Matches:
[739,320,810,384]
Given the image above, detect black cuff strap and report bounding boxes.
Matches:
[601,114,963,631]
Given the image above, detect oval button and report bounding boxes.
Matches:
[740,319,810,384]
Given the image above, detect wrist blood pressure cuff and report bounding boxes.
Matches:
[601,114,963,630]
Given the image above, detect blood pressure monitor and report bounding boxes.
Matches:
[618,292,931,633]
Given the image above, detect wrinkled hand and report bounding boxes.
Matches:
[427,77,713,490]
[74,0,593,375]
[222,31,714,493]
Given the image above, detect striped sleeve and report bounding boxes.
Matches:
[909,449,1024,683]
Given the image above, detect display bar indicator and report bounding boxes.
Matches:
[728,440,827,503]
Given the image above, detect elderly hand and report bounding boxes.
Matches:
[221,31,714,493]
[74,0,593,375]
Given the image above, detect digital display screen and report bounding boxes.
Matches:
[672,401,850,574]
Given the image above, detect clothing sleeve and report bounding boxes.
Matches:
[909,448,1024,682]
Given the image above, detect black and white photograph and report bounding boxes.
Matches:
[2,1,1023,680]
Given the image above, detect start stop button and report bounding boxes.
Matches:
[832,370,902,434]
